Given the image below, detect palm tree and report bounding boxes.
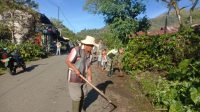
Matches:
[164,4,172,34]
[189,0,199,24]
[156,0,185,29]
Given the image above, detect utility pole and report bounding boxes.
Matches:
[57,6,62,37]
[57,6,59,21]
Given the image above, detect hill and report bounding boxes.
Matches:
[76,8,200,38]
[150,8,200,31]
[76,27,109,40]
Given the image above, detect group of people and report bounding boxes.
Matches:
[65,35,124,112]
[95,42,124,77]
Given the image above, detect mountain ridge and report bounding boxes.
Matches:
[149,8,200,31]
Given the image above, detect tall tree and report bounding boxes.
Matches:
[137,16,151,35]
[189,0,199,24]
[157,0,186,29]
[164,5,172,34]
[84,0,148,44]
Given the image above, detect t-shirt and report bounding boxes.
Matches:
[56,42,61,48]
[107,49,118,59]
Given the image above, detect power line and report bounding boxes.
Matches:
[48,0,59,20]
[47,0,76,32]
[48,0,58,7]
[60,9,76,32]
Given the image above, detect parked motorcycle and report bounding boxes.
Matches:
[1,49,26,75]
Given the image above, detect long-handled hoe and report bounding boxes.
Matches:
[79,75,117,112]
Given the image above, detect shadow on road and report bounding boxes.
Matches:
[83,80,113,110]
[26,64,39,72]
[11,64,39,76]
[11,63,47,76]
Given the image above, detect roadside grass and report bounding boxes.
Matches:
[126,71,156,111]
[132,71,168,111]
[0,68,6,75]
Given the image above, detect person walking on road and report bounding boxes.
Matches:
[56,41,62,55]
[66,35,96,112]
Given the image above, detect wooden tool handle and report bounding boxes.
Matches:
[79,75,112,103]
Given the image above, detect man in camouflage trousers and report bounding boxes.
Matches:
[106,48,124,77]
[113,48,124,77]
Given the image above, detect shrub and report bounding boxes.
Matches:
[123,27,200,111]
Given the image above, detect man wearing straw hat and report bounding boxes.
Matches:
[66,35,96,112]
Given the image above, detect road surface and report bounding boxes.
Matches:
[0,55,153,112]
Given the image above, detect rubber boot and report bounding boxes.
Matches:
[80,98,86,112]
[72,100,80,112]
[107,71,111,77]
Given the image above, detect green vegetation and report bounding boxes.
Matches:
[123,28,200,111]
[84,0,150,44]
[0,22,11,41]
[82,2,200,110]
[0,68,6,75]
[0,0,199,111]
[77,28,108,40]
[0,41,46,75]
[77,27,120,48]
[0,0,68,74]
[0,41,46,61]
[50,18,77,42]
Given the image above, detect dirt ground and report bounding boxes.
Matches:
[88,62,155,112]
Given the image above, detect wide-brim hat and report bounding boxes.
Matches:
[81,35,96,46]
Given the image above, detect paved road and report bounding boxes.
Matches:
[0,55,72,112]
[0,55,152,112]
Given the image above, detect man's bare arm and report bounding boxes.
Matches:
[66,57,80,76]
[87,66,92,83]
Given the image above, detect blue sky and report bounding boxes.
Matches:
[35,0,196,33]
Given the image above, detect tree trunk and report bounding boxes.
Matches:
[175,9,182,27]
[189,10,193,25]
[161,0,183,29]
[145,31,148,36]
[189,0,199,25]
[164,7,171,34]
[173,2,183,29]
